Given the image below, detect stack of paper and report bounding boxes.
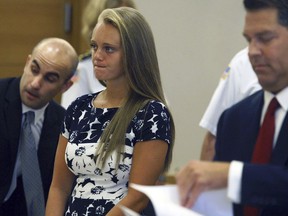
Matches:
[119,184,233,216]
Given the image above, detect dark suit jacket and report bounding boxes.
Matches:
[0,77,65,207]
[215,90,288,216]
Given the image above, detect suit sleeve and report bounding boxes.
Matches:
[241,163,288,208]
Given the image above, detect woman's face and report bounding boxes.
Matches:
[90,22,125,85]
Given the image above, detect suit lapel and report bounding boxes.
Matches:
[38,103,61,169]
[5,78,22,159]
[241,91,264,162]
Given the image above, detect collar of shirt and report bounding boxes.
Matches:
[263,87,288,117]
[263,87,288,146]
[22,103,49,125]
[274,86,288,112]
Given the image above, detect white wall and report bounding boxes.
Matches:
[134,0,247,173]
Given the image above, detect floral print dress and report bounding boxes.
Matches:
[62,93,172,216]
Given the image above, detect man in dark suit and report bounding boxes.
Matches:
[177,0,288,215]
[0,38,78,216]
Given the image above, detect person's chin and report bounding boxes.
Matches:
[22,97,42,109]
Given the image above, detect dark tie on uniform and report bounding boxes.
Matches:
[244,97,280,216]
[20,111,45,216]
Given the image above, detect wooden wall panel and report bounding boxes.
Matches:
[0,0,67,76]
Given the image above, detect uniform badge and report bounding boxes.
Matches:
[221,65,231,80]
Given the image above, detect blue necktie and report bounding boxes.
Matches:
[20,111,45,216]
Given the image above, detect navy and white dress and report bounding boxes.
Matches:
[62,93,172,215]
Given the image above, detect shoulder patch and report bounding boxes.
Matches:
[221,65,231,80]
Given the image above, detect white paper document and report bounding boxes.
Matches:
[128,184,233,216]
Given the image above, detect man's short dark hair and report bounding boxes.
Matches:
[244,0,288,27]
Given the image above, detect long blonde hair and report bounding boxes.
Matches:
[96,7,175,172]
[81,0,136,46]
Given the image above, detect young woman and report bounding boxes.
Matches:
[46,7,175,216]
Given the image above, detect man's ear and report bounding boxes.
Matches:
[61,79,73,93]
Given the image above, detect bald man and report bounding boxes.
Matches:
[0,38,78,216]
